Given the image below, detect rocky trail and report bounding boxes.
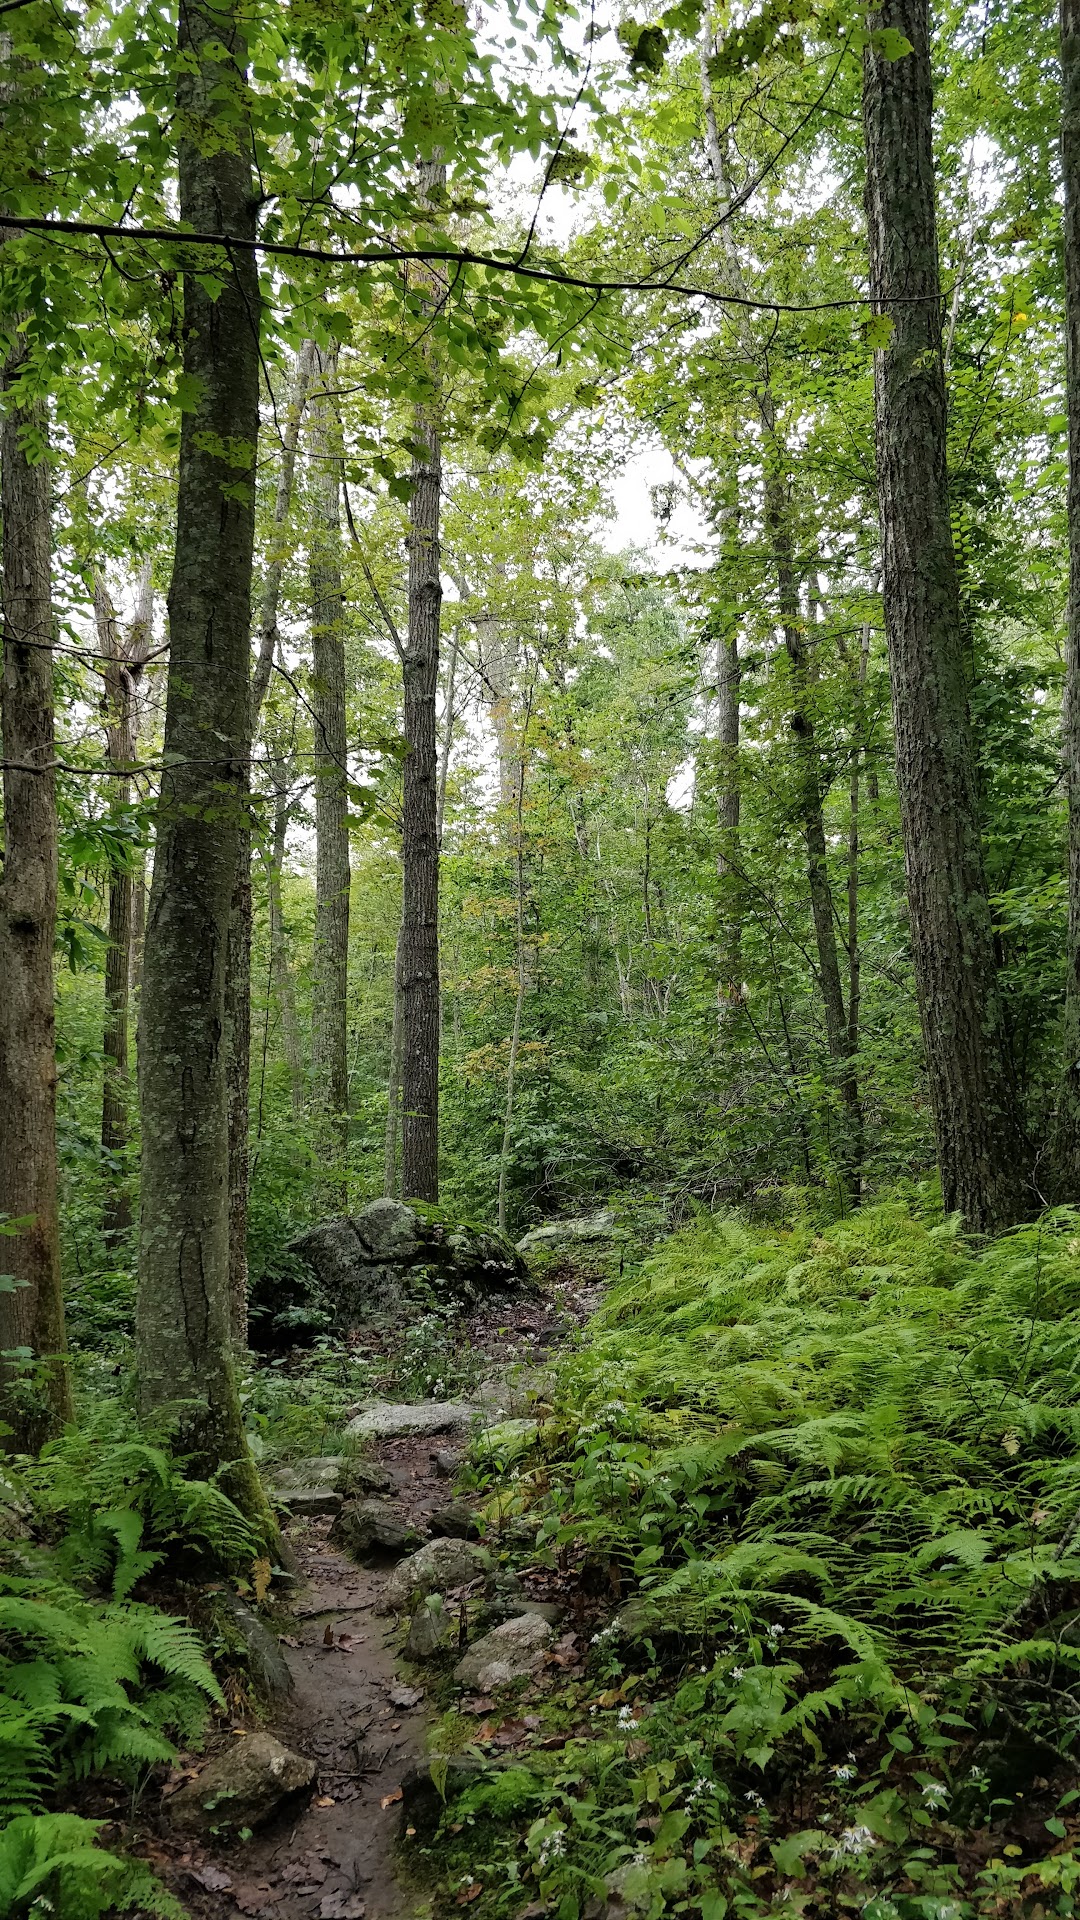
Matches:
[156,1270,605,1920]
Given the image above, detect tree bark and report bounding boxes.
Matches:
[95,568,152,1244]
[308,342,350,1205]
[863,0,1027,1230]
[135,0,269,1526]
[1054,0,1080,1196]
[0,257,72,1450]
[401,159,446,1205]
[383,920,405,1198]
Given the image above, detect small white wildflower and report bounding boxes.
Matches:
[832,1764,856,1783]
[744,1789,764,1807]
[921,1781,948,1807]
[617,1705,635,1726]
[968,1765,987,1783]
[838,1825,876,1856]
[731,1666,745,1681]
[766,1622,784,1641]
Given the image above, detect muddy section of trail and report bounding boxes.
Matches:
[161,1278,602,1920]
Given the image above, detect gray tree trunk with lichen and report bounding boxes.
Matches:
[135,0,270,1526]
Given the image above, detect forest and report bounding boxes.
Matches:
[5,0,1080,1912]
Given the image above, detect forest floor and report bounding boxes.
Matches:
[155,1273,602,1920]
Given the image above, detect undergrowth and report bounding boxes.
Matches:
[0,1410,261,1917]
[418,1203,1080,1919]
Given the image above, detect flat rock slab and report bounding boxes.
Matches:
[516,1208,616,1255]
[345,1400,474,1440]
[453,1613,555,1691]
[272,1456,344,1491]
[274,1486,344,1516]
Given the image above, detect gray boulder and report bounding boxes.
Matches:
[288,1199,526,1330]
[429,1500,481,1540]
[340,1457,393,1495]
[453,1613,555,1691]
[379,1536,491,1614]
[516,1208,616,1256]
[167,1731,314,1836]
[328,1498,420,1563]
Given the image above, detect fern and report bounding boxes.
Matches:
[544,1203,1080,1756]
[0,1813,184,1919]
[0,1569,222,1816]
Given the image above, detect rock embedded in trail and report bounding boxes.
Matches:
[345,1399,474,1441]
[405,1595,453,1660]
[429,1499,482,1540]
[167,1730,315,1836]
[329,1497,421,1563]
[209,1590,293,1705]
[288,1197,526,1330]
[453,1612,555,1690]
[379,1536,491,1614]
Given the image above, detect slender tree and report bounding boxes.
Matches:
[226,340,314,1343]
[1054,0,1080,1197]
[135,0,269,1523]
[700,27,862,1191]
[308,342,350,1205]
[400,157,447,1203]
[0,233,72,1449]
[95,568,152,1243]
[862,0,1027,1229]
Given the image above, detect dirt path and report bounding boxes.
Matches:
[164,1281,601,1920]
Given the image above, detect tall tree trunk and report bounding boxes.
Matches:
[1054,0,1080,1196]
[700,25,860,1187]
[713,485,743,1025]
[863,0,1027,1230]
[401,158,446,1204]
[226,341,316,1342]
[308,342,350,1205]
[267,755,305,1121]
[0,255,72,1450]
[383,921,405,1198]
[770,501,863,1198]
[498,749,528,1234]
[95,568,152,1244]
[135,0,269,1526]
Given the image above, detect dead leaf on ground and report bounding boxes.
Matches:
[380,1787,403,1810]
[278,1633,301,1648]
[387,1684,423,1708]
[455,1883,483,1906]
[231,1885,283,1914]
[461,1695,495,1714]
[281,1856,328,1886]
[189,1863,233,1892]
[315,1794,336,1807]
[333,1632,366,1652]
[318,1895,366,1920]
[323,1623,335,1646]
